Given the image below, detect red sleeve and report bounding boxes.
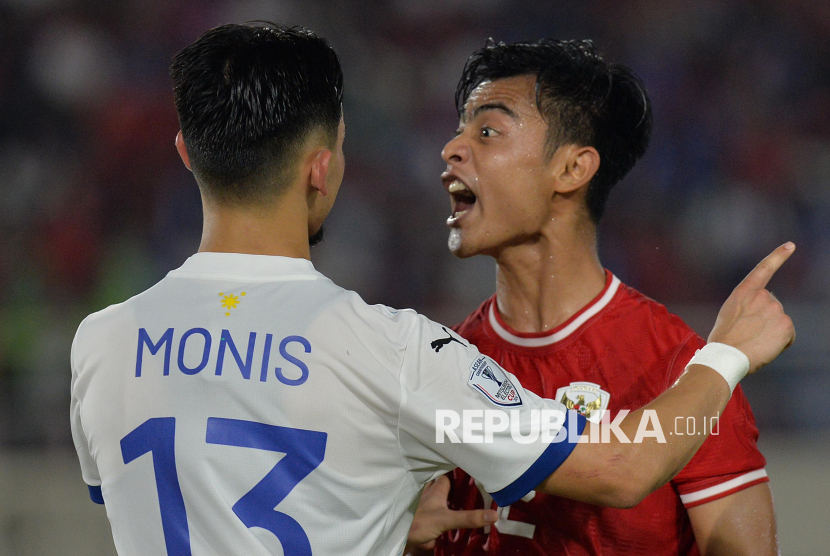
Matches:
[668,335,768,508]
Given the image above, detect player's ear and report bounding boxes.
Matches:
[175,131,192,172]
[552,145,600,194]
[309,148,333,197]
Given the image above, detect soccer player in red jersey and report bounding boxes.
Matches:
[409,40,779,555]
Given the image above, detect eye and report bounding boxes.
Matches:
[480,126,497,138]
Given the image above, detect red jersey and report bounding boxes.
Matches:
[435,271,768,556]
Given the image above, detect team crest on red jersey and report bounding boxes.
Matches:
[555,381,610,423]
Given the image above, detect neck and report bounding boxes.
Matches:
[198,189,311,259]
[493,211,606,333]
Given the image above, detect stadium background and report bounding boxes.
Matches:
[0,0,826,553]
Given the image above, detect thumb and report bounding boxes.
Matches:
[431,474,452,496]
[443,509,498,532]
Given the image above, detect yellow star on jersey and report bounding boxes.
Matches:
[219,291,246,316]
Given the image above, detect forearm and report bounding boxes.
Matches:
[538,364,731,507]
[618,364,731,493]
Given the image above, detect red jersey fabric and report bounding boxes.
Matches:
[435,271,768,556]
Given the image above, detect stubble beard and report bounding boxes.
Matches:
[309,225,325,248]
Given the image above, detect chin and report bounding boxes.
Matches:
[447,229,479,258]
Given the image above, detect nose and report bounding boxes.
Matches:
[442,134,469,165]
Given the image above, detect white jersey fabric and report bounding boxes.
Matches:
[71,253,582,556]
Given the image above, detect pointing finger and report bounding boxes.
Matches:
[739,242,795,291]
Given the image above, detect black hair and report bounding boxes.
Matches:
[456,39,652,223]
[170,22,343,204]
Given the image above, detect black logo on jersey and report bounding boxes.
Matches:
[431,327,466,352]
[480,367,502,387]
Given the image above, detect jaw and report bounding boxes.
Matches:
[447,222,494,259]
[448,213,549,261]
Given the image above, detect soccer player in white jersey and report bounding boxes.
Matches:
[70,23,795,556]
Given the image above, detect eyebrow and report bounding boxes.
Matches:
[464,102,518,122]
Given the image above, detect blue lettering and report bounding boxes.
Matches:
[276,336,311,386]
[260,334,273,383]
[178,328,212,375]
[216,330,256,380]
[138,328,310,386]
[136,328,174,377]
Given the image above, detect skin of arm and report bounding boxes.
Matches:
[687,483,779,556]
[538,364,730,508]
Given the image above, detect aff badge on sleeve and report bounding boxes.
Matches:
[468,356,523,407]
[555,381,610,424]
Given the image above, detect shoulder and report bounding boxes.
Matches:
[305,286,439,364]
[606,281,701,346]
[452,296,493,339]
[72,279,173,366]
[74,275,178,337]
[595,281,706,390]
[333,289,421,338]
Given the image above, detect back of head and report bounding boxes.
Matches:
[456,39,652,223]
[170,23,343,204]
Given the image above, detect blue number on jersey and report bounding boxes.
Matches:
[207,418,327,556]
[121,418,191,556]
[120,418,327,556]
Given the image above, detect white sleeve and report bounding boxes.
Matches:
[70,328,103,504]
[396,315,586,507]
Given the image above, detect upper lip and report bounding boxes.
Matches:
[441,171,475,196]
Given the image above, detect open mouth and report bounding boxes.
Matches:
[447,180,477,224]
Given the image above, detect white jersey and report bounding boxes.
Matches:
[70,253,581,556]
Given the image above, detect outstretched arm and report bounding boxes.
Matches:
[537,243,795,507]
[538,364,729,506]
[407,243,795,547]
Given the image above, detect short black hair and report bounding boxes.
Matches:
[170,22,343,204]
[456,39,652,223]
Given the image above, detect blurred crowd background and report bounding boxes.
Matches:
[0,0,828,552]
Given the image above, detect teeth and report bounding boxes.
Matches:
[448,181,469,194]
[447,209,468,224]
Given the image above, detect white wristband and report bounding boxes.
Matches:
[685,342,750,394]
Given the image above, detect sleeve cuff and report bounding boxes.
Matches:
[679,468,769,508]
[490,411,587,507]
[88,485,104,505]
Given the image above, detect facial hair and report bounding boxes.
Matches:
[309,225,325,248]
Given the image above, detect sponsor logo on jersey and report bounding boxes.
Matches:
[430,327,466,352]
[468,356,523,407]
[219,291,246,317]
[555,381,610,423]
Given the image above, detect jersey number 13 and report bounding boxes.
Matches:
[120,417,327,556]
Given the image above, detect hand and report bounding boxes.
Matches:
[707,242,796,374]
[407,474,497,550]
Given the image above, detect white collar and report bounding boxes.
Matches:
[488,274,621,348]
[169,252,320,281]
